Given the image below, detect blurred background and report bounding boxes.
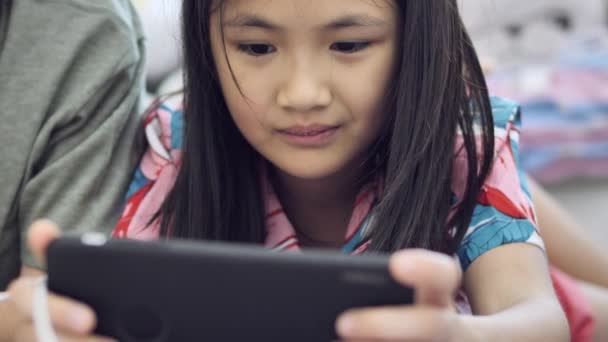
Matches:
[131,0,608,244]
[461,0,608,245]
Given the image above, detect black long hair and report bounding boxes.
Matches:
[158,0,495,255]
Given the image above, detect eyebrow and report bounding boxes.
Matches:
[326,15,388,29]
[223,14,388,30]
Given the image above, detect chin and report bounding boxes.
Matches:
[272,158,348,181]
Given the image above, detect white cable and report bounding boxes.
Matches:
[32,277,59,342]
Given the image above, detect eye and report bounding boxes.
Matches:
[237,43,276,56]
[330,41,371,54]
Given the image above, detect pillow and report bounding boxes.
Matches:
[132,0,182,87]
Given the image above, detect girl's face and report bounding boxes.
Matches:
[210,0,398,180]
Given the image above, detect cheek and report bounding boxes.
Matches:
[214,60,276,143]
[212,43,277,110]
[337,55,394,136]
[222,67,276,107]
[210,34,275,139]
[224,92,269,144]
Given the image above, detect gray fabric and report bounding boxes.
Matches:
[0,0,146,289]
[0,1,11,53]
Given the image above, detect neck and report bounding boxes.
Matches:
[270,161,371,248]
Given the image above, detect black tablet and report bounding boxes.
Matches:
[47,234,413,342]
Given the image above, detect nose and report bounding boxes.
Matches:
[276,62,332,113]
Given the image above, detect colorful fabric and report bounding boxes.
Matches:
[112,95,594,338]
[551,267,595,342]
[113,95,544,271]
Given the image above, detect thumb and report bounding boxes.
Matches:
[27,219,61,267]
[389,249,462,307]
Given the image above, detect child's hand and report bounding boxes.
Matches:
[336,249,469,342]
[4,220,113,341]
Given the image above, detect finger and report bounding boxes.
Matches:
[389,249,462,307]
[339,340,395,342]
[13,324,115,342]
[337,306,454,341]
[8,277,97,335]
[28,219,61,267]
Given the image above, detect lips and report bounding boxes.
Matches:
[278,125,338,136]
[276,124,340,147]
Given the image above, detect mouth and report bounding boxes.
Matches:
[279,125,339,136]
[277,125,341,147]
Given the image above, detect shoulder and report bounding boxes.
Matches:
[125,94,184,198]
[144,94,184,158]
[8,0,144,64]
[114,94,184,239]
[3,0,146,117]
[489,96,521,129]
[452,96,525,196]
[455,96,545,271]
[12,0,142,33]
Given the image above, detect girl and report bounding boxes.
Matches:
[3,0,601,341]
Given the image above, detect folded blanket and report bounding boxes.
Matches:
[487,30,608,184]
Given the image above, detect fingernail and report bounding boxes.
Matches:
[336,314,354,335]
[68,306,93,331]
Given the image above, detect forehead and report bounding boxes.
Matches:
[217,0,397,29]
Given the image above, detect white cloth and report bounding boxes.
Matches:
[33,277,59,342]
[132,0,182,86]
